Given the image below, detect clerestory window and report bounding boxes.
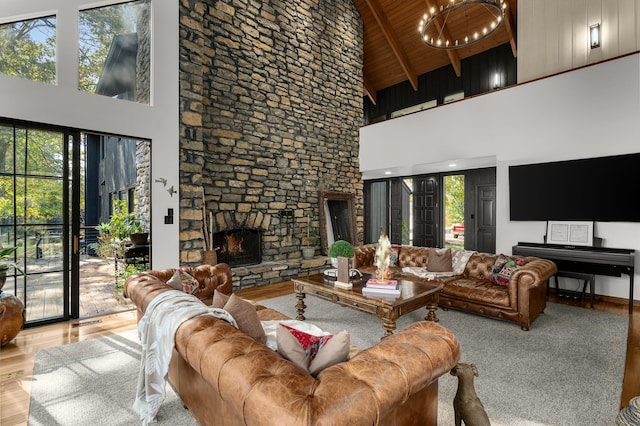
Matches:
[0,15,56,84]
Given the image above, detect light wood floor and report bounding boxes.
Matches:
[1,281,638,426]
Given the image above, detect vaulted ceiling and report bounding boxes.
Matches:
[353,0,518,104]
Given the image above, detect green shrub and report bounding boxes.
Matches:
[328,240,354,258]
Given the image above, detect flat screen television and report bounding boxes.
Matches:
[509,153,640,222]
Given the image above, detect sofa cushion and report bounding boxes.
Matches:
[224,294,267,344]
[427,248,453,272]
[166,268,203,298]
[441,277,510,307]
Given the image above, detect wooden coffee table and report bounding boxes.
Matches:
[292,272,441,338]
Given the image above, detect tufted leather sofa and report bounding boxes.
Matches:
[125,263,461,426]
[354,245,557,331]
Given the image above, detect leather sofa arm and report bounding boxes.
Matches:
[509,258,558,290]
[125,263,233,313]
[353,244,377,269]
[174,317,460,425]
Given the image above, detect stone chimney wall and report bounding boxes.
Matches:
[179,0,363,286]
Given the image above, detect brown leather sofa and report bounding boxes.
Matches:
[125,264,461,426]
[354,245,557,331]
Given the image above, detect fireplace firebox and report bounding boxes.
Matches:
[212,228,261,267]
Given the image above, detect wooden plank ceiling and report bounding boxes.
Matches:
[354,0,518,104]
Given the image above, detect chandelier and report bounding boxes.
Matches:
[418,0,506,50]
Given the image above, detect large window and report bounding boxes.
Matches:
[79,0,150,103]
[0,15,56,83]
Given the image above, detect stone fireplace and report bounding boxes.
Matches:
[212,228,261,267]
[178,0,364,288]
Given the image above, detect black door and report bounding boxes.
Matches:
[476,184,496,253]
[413,175,441,248]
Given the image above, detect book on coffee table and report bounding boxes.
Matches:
[362,285,400,297]
[365,279,398,290]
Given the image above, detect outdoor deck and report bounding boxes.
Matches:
[9,255,135,323]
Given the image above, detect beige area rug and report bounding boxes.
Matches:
[29,298,627,426]
[260,295,628,426]
[28,329,196,426]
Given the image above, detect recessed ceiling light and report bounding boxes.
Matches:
[384,171,392,175]
[449,163,457,167]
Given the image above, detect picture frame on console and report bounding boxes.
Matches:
[545,220,594,247]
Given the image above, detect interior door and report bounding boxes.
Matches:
[476,184,496,253]
[413,175,441,248]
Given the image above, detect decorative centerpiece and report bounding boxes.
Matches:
[328,240,355,289]
[375,228,392,283]
[328,240,354,267]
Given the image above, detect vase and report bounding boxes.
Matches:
[302,247,315,260]
[0,292,25,347]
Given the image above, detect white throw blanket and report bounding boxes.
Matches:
[133,290,237,425]
[401,249,477,280]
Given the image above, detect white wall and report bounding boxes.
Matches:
[518,0,640,83]
[360,53,640,301]
[0,0,179,269]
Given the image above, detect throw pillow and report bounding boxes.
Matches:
[427,248,453,272]
[490,254,525,286]
[276,324,349,376]
[211,289,230,308]
[223,294,267,344]
[166,268,202,298]
[389,246,400,267]
[489,253,510,285]
[276,324,313,370]
[308,330,350,376]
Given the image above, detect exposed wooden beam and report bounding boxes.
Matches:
[363,76,377,105]
[364,0,419,90]
[423,0,462,77]
[503,2,518,57]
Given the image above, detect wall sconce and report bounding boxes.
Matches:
[590,23,600,49]
[493,72,501,89]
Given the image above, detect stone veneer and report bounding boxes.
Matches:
[179,0,363,288]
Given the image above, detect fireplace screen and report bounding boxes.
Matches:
[212,228,262,267]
